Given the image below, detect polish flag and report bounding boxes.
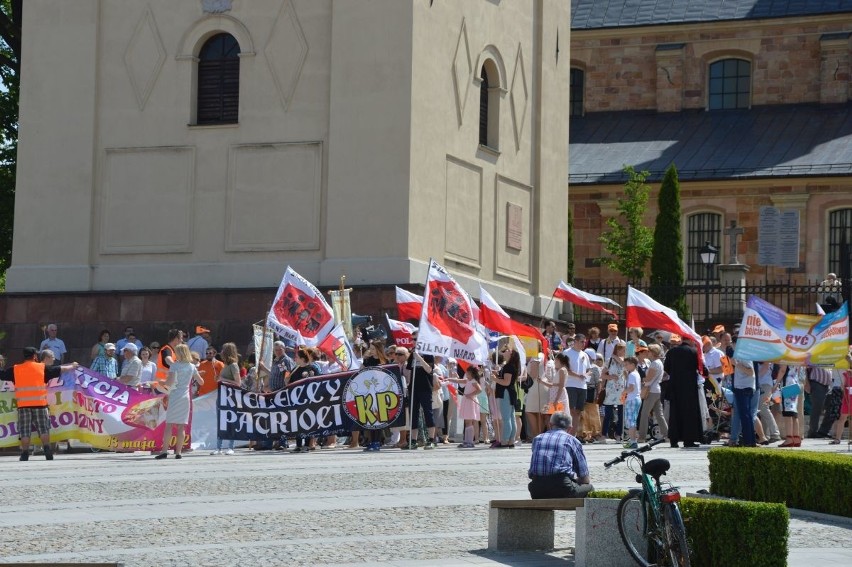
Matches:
[478,286,549,358]
[385,315,418,349]
[626,286,703,360]
[395,286,423,322]
[553,281,620,318]
[417,260,489,364]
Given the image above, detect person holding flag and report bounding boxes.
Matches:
[402,342,437,450]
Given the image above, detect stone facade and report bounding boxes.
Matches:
[572,15,850,114]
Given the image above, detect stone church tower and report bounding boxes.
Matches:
[8,0,569,315]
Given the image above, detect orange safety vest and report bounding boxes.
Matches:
[156,345,175,383]
[14,361,48,407]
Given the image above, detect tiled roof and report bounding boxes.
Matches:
[571,0,852,29]
[568,104,852,184]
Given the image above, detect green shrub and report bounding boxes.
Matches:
[588,491,788,567]
[587,489,628,499]
[679,498,788,567]
[708,447,852,517]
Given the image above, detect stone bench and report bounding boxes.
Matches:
[487,498,585,551]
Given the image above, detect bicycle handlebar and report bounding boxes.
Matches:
[604,437,667,468]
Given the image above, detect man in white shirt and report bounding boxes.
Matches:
[39,324,67,363]
[565,335,591,438]
[118,343,143,388]
[597,323,625,366]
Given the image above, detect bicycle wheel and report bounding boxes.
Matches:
[663,502,691,567]
[617,491,658,567]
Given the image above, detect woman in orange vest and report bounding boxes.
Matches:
[0,347,78,461]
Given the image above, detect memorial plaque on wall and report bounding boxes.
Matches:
[758,206,779,266]
[758,206,800,268]
[777,209,800,268]
[507,203,523,251]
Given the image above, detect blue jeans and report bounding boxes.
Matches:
[731,388,757,446]
[499,391,516,444]
[216,437,235,450]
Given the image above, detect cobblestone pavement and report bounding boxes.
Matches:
[0,439,850,566]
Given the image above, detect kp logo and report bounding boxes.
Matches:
[427,280,473,342]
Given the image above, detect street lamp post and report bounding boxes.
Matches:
[700,242,718,324]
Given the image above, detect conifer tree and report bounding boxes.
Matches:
[650,163,690,319]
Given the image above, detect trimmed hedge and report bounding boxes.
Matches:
[708,447,852,517]
[588,491,789,567]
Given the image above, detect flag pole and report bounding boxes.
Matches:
[539,290,557,329]
[408,258,433,449]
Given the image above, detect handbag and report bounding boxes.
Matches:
[640,385,650,400]
[595,387,606,405]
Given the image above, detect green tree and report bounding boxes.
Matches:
[566,204,575,283]
[0,0,22,284]
[650,163,690,319]
[598,165,654,282]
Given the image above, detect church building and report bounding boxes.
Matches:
[4,0,569,351]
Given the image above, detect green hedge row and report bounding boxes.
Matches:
[588,491,789,567]
[708,447,852,517]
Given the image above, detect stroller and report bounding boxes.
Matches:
[704,387,732,444]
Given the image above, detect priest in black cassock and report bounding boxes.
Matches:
[662,335,704,448]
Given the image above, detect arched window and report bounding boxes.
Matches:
[478,61,500,150]
[570,68,584,117]
[708,58,750,110]
[828,208,852,276]
[197,33,240,125]
[687,212,722,280]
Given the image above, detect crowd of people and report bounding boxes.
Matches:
[4,317,851,469]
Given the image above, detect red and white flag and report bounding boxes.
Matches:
[395,286,423,322]
[267,266,335,346]
[385,315,418,349]
[478,286,549,358]
[318,322,360,371]
[417,260,489,364]
[553,281,620,318]
[626,286,702,349]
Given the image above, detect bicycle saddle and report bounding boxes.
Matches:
[642,458,670,479]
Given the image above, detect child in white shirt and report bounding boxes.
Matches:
[623,356,642,449]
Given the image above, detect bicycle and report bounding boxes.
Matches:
[604,438,691,567]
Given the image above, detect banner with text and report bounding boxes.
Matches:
[217,365,404,440]
[733,296,849,366]
[0,367,186,451]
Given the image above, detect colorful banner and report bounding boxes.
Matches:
[217,365,404,440]
[0,367,186,451]
[733,296,849,366]
[386,315,418,349]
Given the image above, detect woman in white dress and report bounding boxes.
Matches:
[155,344,203,459]
[523,352,551,439]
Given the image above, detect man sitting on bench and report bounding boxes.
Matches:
[528,411,594,499]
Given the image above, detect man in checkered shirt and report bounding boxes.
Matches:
[528,412,594,498]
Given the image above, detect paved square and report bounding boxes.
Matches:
[1,440,850,566]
